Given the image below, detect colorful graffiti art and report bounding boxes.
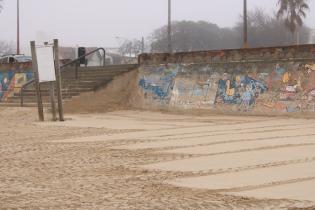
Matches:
[0,71,33,102]
[138,62,315,114]
[214,72,268,111]
[138,65,179,103]
[169,73,220,109]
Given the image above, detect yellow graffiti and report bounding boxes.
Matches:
[305,64,315,71]
[225,80,235,96]
[14,73,28,94]
[282,72,291,84]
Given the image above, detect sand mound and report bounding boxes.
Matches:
[64,70,143,114]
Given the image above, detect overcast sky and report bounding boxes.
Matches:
[0,0,314,54]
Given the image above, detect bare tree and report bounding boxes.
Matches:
[277,0,310,44]
[0,0,3,13]
[235,8,310,47]
[119,39,143,57]
[0,41,15,56]
[150,21,239,53]
[149,8,311,53]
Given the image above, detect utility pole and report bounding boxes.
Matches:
[17,0,20,54]
[141,37,144,53]
[167,0,172,53]
[243,0,248,48]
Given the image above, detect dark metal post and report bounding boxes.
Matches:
[243,0,248,48]
[53,39,64,121]
[141,37,145,53]
[17,0,20,54]
[167,0,172,53]
[102,48,106,66]
[30,41,44,121]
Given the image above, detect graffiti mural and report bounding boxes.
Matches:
[169,67,220,109]
[138,62,315,114]
[138,65,179,104]
[0,71,33,101]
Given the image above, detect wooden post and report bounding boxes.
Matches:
[49,81,57,121]
[53,39,64,121]
[30,41,44,121]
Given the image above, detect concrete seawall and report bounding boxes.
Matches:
[137,45,315,115]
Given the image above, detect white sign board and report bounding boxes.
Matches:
[36,45,56,82]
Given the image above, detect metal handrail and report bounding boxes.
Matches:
[20,79,37,107]
[20,48,106,107]
[61,47,106,69]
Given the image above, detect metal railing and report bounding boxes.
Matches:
[20,48,106,107]
[62,47,106,78]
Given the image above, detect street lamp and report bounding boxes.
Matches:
[243,0,248,48]
[17,0,20,54]
[167,0,172,53]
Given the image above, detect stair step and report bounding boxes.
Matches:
[61,69,131,74]
[15,91,80,96]
[0,102,50,107]
[0,64,136,107]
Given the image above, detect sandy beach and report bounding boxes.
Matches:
[1,107,315,209]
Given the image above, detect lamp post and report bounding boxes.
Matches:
[17,0,20,54]
[167,0,172,53]
[243,0,248,48]
[141,37,144,54]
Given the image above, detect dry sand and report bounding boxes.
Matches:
[167,162,315,190]
[142,145,315,172]
[1,107,315,209]
[160,136,315,155]
[115,125,315,150]
[227,180,315,202]
[63,70,143,114]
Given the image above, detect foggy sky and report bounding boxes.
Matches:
[0,0,314,54]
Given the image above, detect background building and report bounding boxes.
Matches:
[309,29,315,44]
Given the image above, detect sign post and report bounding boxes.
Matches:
[30,39,64,122]
[53,39,64,121]
[49,81,57,121]
[30,41,44,121]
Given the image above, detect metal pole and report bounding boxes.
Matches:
[243,0,248,48]
[53,39,65,121]
[167,0,172,53]
[103,49,106,66]
[141,37,144,54]
[30,41,44,121]
[17,0,20,54]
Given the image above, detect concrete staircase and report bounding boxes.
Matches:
[0,64,138,107]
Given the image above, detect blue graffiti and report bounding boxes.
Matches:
[243,76,268,93]
[217,79,239,104]
[139,79,169,98]
[216,75,268,105]
[139,67,178,99]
